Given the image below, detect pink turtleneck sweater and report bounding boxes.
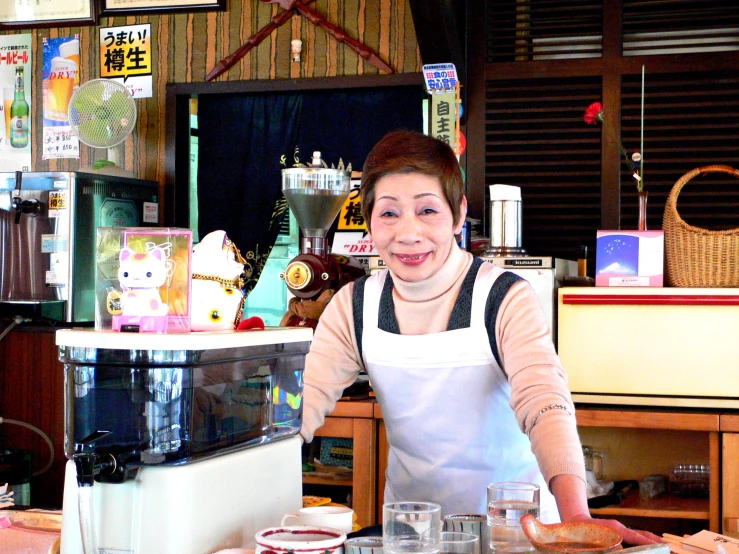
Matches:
[300,245,586,488]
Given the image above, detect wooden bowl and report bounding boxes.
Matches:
[520,514,623,554]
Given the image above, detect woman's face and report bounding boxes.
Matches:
[369,172,466,283]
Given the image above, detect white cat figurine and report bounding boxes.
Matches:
[108,246,169,332]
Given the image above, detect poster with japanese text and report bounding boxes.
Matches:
[0,34,32,171]
[42,36,80,160]
[99,23,153,99]
[332,179,377,257]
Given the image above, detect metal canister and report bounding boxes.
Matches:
[485,184,527,256]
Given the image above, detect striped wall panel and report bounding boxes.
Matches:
[0,0,420,194]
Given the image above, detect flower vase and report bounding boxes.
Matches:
[638,190,648,231]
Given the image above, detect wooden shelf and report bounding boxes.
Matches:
[590,490,709,520]
[305,400,377,527]
[302,474,353,487]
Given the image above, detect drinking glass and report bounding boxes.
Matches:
[486,482,539,554]
[439,532,480,554]
[346,536,384,554]
[383,501,441,554]
[45,57,77,121]
[443,514,489,554]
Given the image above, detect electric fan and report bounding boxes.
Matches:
[68,79,137,172]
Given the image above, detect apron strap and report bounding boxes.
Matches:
[352,274,371,365]
[483,269,524,369]
[447,257,485,330]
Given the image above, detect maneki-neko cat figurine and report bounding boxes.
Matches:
[107,246,169,332]
[190,230,248,331]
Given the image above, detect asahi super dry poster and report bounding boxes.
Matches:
[42,36,81,160]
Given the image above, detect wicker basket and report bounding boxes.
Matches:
[663,164,739,287]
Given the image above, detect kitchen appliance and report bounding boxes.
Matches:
[279,152,365,326]
[483,257,576,347]
[57,327,311,554]
[0,171,159,322]
[481,184,576,347]
[558,287,739,408]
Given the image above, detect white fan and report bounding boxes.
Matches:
[68,78,137,171]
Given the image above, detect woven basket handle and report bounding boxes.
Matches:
[665,165,739,223]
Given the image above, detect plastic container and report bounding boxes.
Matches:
[58,327,311,478]
[670,463,710,497]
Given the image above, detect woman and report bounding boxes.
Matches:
[299,130,659,545]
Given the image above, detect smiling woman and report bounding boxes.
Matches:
[298,130,662,546]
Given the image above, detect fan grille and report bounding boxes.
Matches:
[68,79,137,148]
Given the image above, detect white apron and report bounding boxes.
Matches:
[359,262,558,521]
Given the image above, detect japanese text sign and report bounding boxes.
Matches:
[423,63,458,93]
[99,23,153,98]
[429,91,457,147]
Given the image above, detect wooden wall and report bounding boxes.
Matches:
[0,0,421,192]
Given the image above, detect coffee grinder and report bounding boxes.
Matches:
[280,152,365,327]
[58,327,312,554]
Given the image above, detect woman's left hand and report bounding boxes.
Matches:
[567,514,663,546]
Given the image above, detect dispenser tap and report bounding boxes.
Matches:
[73,430,116,487]
[11,170,41,224]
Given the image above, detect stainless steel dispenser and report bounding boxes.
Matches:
[485,184,526,257]
[0,171,159,322]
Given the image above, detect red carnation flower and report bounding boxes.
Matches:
[584,102,603,125]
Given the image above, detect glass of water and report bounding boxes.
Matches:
[486,482,540,554]
[439,532,480,554]
[383,501,442,554]
[346,536,384,554]
[443,514,489,554]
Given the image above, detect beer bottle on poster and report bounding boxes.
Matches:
[10,66,29,149]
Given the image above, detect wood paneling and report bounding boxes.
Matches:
[0,328,66,508]
[0,0,420,208]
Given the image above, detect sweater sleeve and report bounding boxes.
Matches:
[299,282,364,443]
[496,279,586,487]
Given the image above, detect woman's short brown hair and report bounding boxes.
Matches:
[360,130,465,232]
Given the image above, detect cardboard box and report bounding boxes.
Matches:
[595,230,664,287]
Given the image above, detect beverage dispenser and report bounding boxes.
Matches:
[280,152,365,327]
[0,171,159,322]
[58,327,311,554]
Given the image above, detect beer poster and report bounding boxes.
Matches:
[42,36,80,160]
[0,33,32,172]
[99,23,153,99]
[331,179,378,257]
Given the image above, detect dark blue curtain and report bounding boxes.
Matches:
[196,85,424,295]
[297,86,424,171]
[197,92,302,294]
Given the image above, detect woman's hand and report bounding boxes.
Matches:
[550,475,663,546]
[566,513,662,546]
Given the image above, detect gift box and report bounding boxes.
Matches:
[595,230,664,287]
[96,227,193,332]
